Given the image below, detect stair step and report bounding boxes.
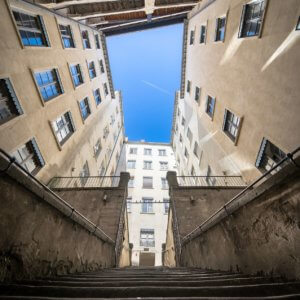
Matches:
[16,277,283,287]
[0,282,300,298]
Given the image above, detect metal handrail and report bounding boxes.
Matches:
[177,175,245,187]
[181,147,300,245]
[0,149,115,245]
[48,175,120,189]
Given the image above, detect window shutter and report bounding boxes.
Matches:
[78,64,84,83]
[255,138,267,167]
[222,109,228,131]
[214,19,219,41]
[55,69,64,94]
[38,16,50,47]
[67,111,76,132]
[238,5,247,38]
[4,78,23,115]
[31,137,45,167]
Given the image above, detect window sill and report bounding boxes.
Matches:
[142,187,153,189]
[140,212,155,215]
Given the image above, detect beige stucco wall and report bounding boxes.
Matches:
[163,208,176,267]
[173,0,300,183]
[0,0,124,183]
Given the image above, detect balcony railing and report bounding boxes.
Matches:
[48,176,120,189]
[177,176,245,187]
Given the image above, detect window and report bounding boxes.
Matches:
[70,64,83,87]
[189,30,195,45]
[199,25,206,43]
[12,138,44,175]
[143,161,152,170]
[94,88,101,106]
[177,108,180,117]
[187,128,193,145]
[223,109,242,142]
[128,176,134,188]
[158,149,166,156]
[239,1,265,38]
[99,59,105,73]
[140,229,155,247]
[103,83,109,96]
[111,114,115,125]
[87,61,96,79]
[79,161,89,185]
[94,139,102,158]
[206,95,215,118]
[127,197,132,213]
[81,30,91,49]
[195,87,200,102]
[129,147,137,154]
[141,198,153,213]
[160,162,168,171]
[297,16,300,30]
[187,80,191,93]
[175,124,178,133]
[34,69,63,102]
[255,138,286,173]
[193,142,200,159]
[52,111,75,146]
[163,199,169,214]
[181,117,185,126]
[79,97,91,120]
[161,177,168,189]
[103,126,109,139]
[143,176,153,188]
[206,165,216,186]
[127,160,136,169]
[215,17,226,41]
[184,148,189,162]
[144,148,152,155]
[179,134,183,147]
[94,34,100,49]
[0,78,23,125]
[59,24,74,48]
[13,11,49,47]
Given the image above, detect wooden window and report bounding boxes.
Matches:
[34,69,63,101]
[79,97,91,120]
[87,61,96,79]
[0,78,23,125]
[215,17,226,41]
[239,1,266,38]
[143,176,153,188]
[94,34,100,49]
[199,25,206,43]
[70,64,83,87]
[13,11,49,47]
[222,109,242,143]
[81,30,91,49]
[12,138,45,175]
[52,111,75,146]
[94,88,101,106]
[59,24,75,48]
[189,30,195,45]
[205,95,215,118]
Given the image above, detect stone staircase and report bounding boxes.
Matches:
[0,267,300,299]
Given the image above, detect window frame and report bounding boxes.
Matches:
[238,0,267,38]
[81,29,91,49]
[189,29,195,45]
[50,111,75,148]
[11,137,45,175]
[215,15,227,42]
[161,177,168,190]
[205,95,216,120]
[128,176,134,188]
[78,97,91,122]
[199,24,207,44]
[126,197,132,213]
[195,86,201,103]
[127,160,136,169]
[69,63,84,89]
[11,9,50,48]
[99,59,105,73]
[58,23,75,49]
[186,80,191,93]
[144,148,152,156]
[0,77,23,126]
[129,147,137,154]
[93,88,101,106]
[94,34,101,49]
[160,161,168,171]
[143,160,152,170]
[87,60,97,80]
[32,68,64,104]
[140,229,155,247]
[163,199,169,214]
[222,109,243,144]
[143,176,153,189]
[141,198,154,214]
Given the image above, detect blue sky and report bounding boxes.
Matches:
[107,24,183,143]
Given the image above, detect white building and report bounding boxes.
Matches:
[119,141,176,266]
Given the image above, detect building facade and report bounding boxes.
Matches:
[117,141,176,266]
[0,0,124,183]
[171,0,300,183]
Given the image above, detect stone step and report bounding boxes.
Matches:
[16,277,284,287]
[0,282,299,298]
